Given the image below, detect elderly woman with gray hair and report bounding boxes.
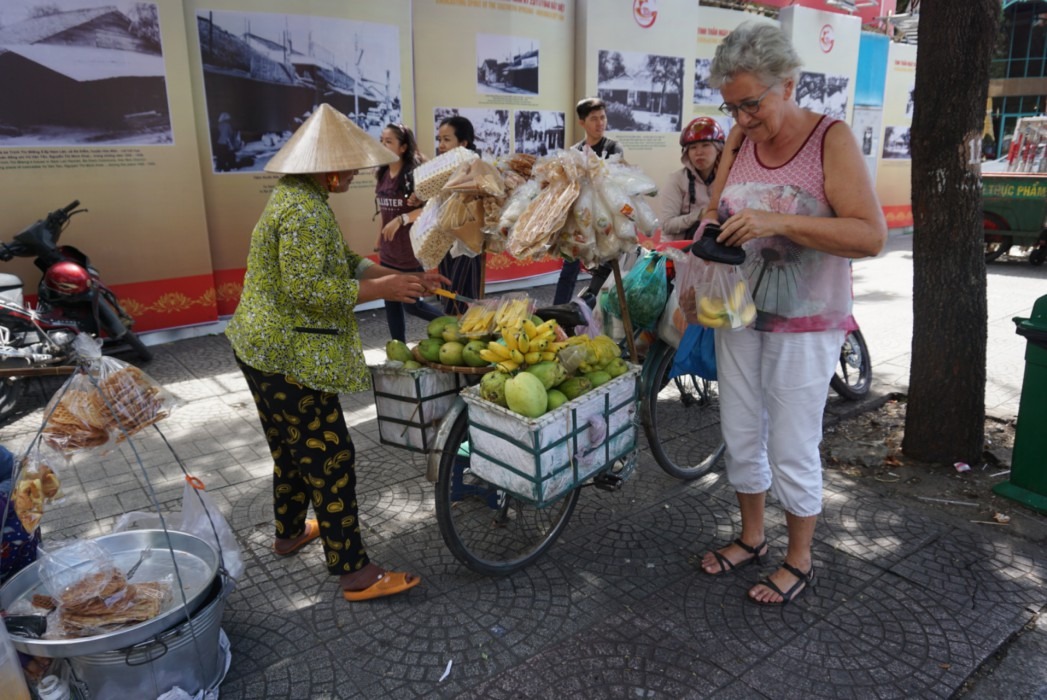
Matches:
[697,23,886,605]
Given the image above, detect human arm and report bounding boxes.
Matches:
[356,263,449,304]
[716,123,887,258]
[700,125,744,223]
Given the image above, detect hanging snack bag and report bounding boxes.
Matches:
[11,445,63,533]
[41,335,179,454]
[412,147,479,201]
[411,196,457,269]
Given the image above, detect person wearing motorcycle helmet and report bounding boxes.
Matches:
[227,104,448,603]
[659,116,726,240]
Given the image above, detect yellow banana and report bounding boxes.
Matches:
[699,295,726,317]
[497,360,519,372]
[479,349,503,364]
[535,319,557,336]
[511,349,525,364]
[540,351,556,362]
[532,331,555,345]
[728,281,748,311]
[522,318,539,338]
[533,338,549,351]
[486,342,511,360]
[548,341,567,352]
[697,312,728,328]
[524,351,541,365]
[503,331,518,352]
[517,332,530,353]
[738,303,757,325]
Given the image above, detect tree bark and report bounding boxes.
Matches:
[902,0,999,464]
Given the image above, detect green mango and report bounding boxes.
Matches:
[427,315,458,339]
[585,371,612,388]
[417,338,443,363]
[385,339,412,362]
[557,376,591,400]
[546,389,568,411]
[505,372,548,418]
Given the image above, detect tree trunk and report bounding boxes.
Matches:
[902,0,999,464]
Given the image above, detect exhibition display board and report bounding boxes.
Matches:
[0,1,912,334]
[0,0,216,331]
[876,41,917,229]
[412,0,573,282]
[182,0,414,316]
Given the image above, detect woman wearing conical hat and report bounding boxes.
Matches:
[227,104,447,601]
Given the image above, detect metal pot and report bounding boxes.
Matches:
[0,530,219,658]
[68,576,228,700]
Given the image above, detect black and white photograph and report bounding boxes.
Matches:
[796,71,850,121]
[476,33,538,96]
[0,0,172,146]
[882,125,911,159]
[196,9,401,173]
[434,107,510,157]
[905,81,915,118]
[693,57,718,106]
[514,110,564,156]
[597,49,684,132]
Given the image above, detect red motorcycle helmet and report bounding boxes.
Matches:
[680,117,726,147]
[43,262,91,295]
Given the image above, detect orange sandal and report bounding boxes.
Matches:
[342,571,421,602]
[272,519,319,556]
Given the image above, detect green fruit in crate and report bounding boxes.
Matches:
[505,372,548,418]
[427,315,458,339]
[417,338,443,363]
[546,389,568,410]
[441,322,461,343]
[605,357,629,378]
[439,341,465,366]
[480,370,511,407]
[585,371,612,388]
[462,340,490,367]
[403,360,422,370]
[385,339,412,363]
[525,361,567,390]
[557,376,591,400]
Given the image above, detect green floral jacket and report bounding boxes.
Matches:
[226,175,374,394]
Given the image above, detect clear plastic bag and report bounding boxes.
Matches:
[38,539,172,639]
[457,298,498,338]
[492,293,535,334]
[680,258,756,330]
[11,445,64,533]
[111,476,244,583]
[41,336,179,454]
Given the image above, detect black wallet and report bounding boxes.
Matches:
[690,222,746,265]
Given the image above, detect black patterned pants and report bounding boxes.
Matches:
[236,357,370,575]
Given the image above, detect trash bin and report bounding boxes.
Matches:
[994,294,1047,513]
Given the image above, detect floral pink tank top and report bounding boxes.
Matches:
[718,115,857,333]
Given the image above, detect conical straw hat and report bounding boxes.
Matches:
[264,103,397,174]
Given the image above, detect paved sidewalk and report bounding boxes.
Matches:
[1,234,1044,699]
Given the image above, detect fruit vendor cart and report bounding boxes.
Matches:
[982,172,1047,266]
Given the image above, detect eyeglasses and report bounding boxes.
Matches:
[719,85,775,118]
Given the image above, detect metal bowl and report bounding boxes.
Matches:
[0,529,219,657]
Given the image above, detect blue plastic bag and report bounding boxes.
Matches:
[670,324,716,380]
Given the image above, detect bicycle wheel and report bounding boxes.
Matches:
[434,410,580,575]
[641,344,725,480]
[829,328,871,400]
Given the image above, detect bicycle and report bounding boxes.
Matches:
[424,246,871,575]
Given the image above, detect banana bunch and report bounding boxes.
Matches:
[493,298,532,334]
[458,304,496,336]
[696,281,756,328]
[478,318,563,372]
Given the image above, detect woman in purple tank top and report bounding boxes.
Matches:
[375,124,444,342]
[695,23,887,606]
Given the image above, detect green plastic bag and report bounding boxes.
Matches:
[599,251,668,331]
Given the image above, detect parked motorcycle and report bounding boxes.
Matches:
[0,200,151,419]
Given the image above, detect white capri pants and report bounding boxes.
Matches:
[715,327,844,517]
